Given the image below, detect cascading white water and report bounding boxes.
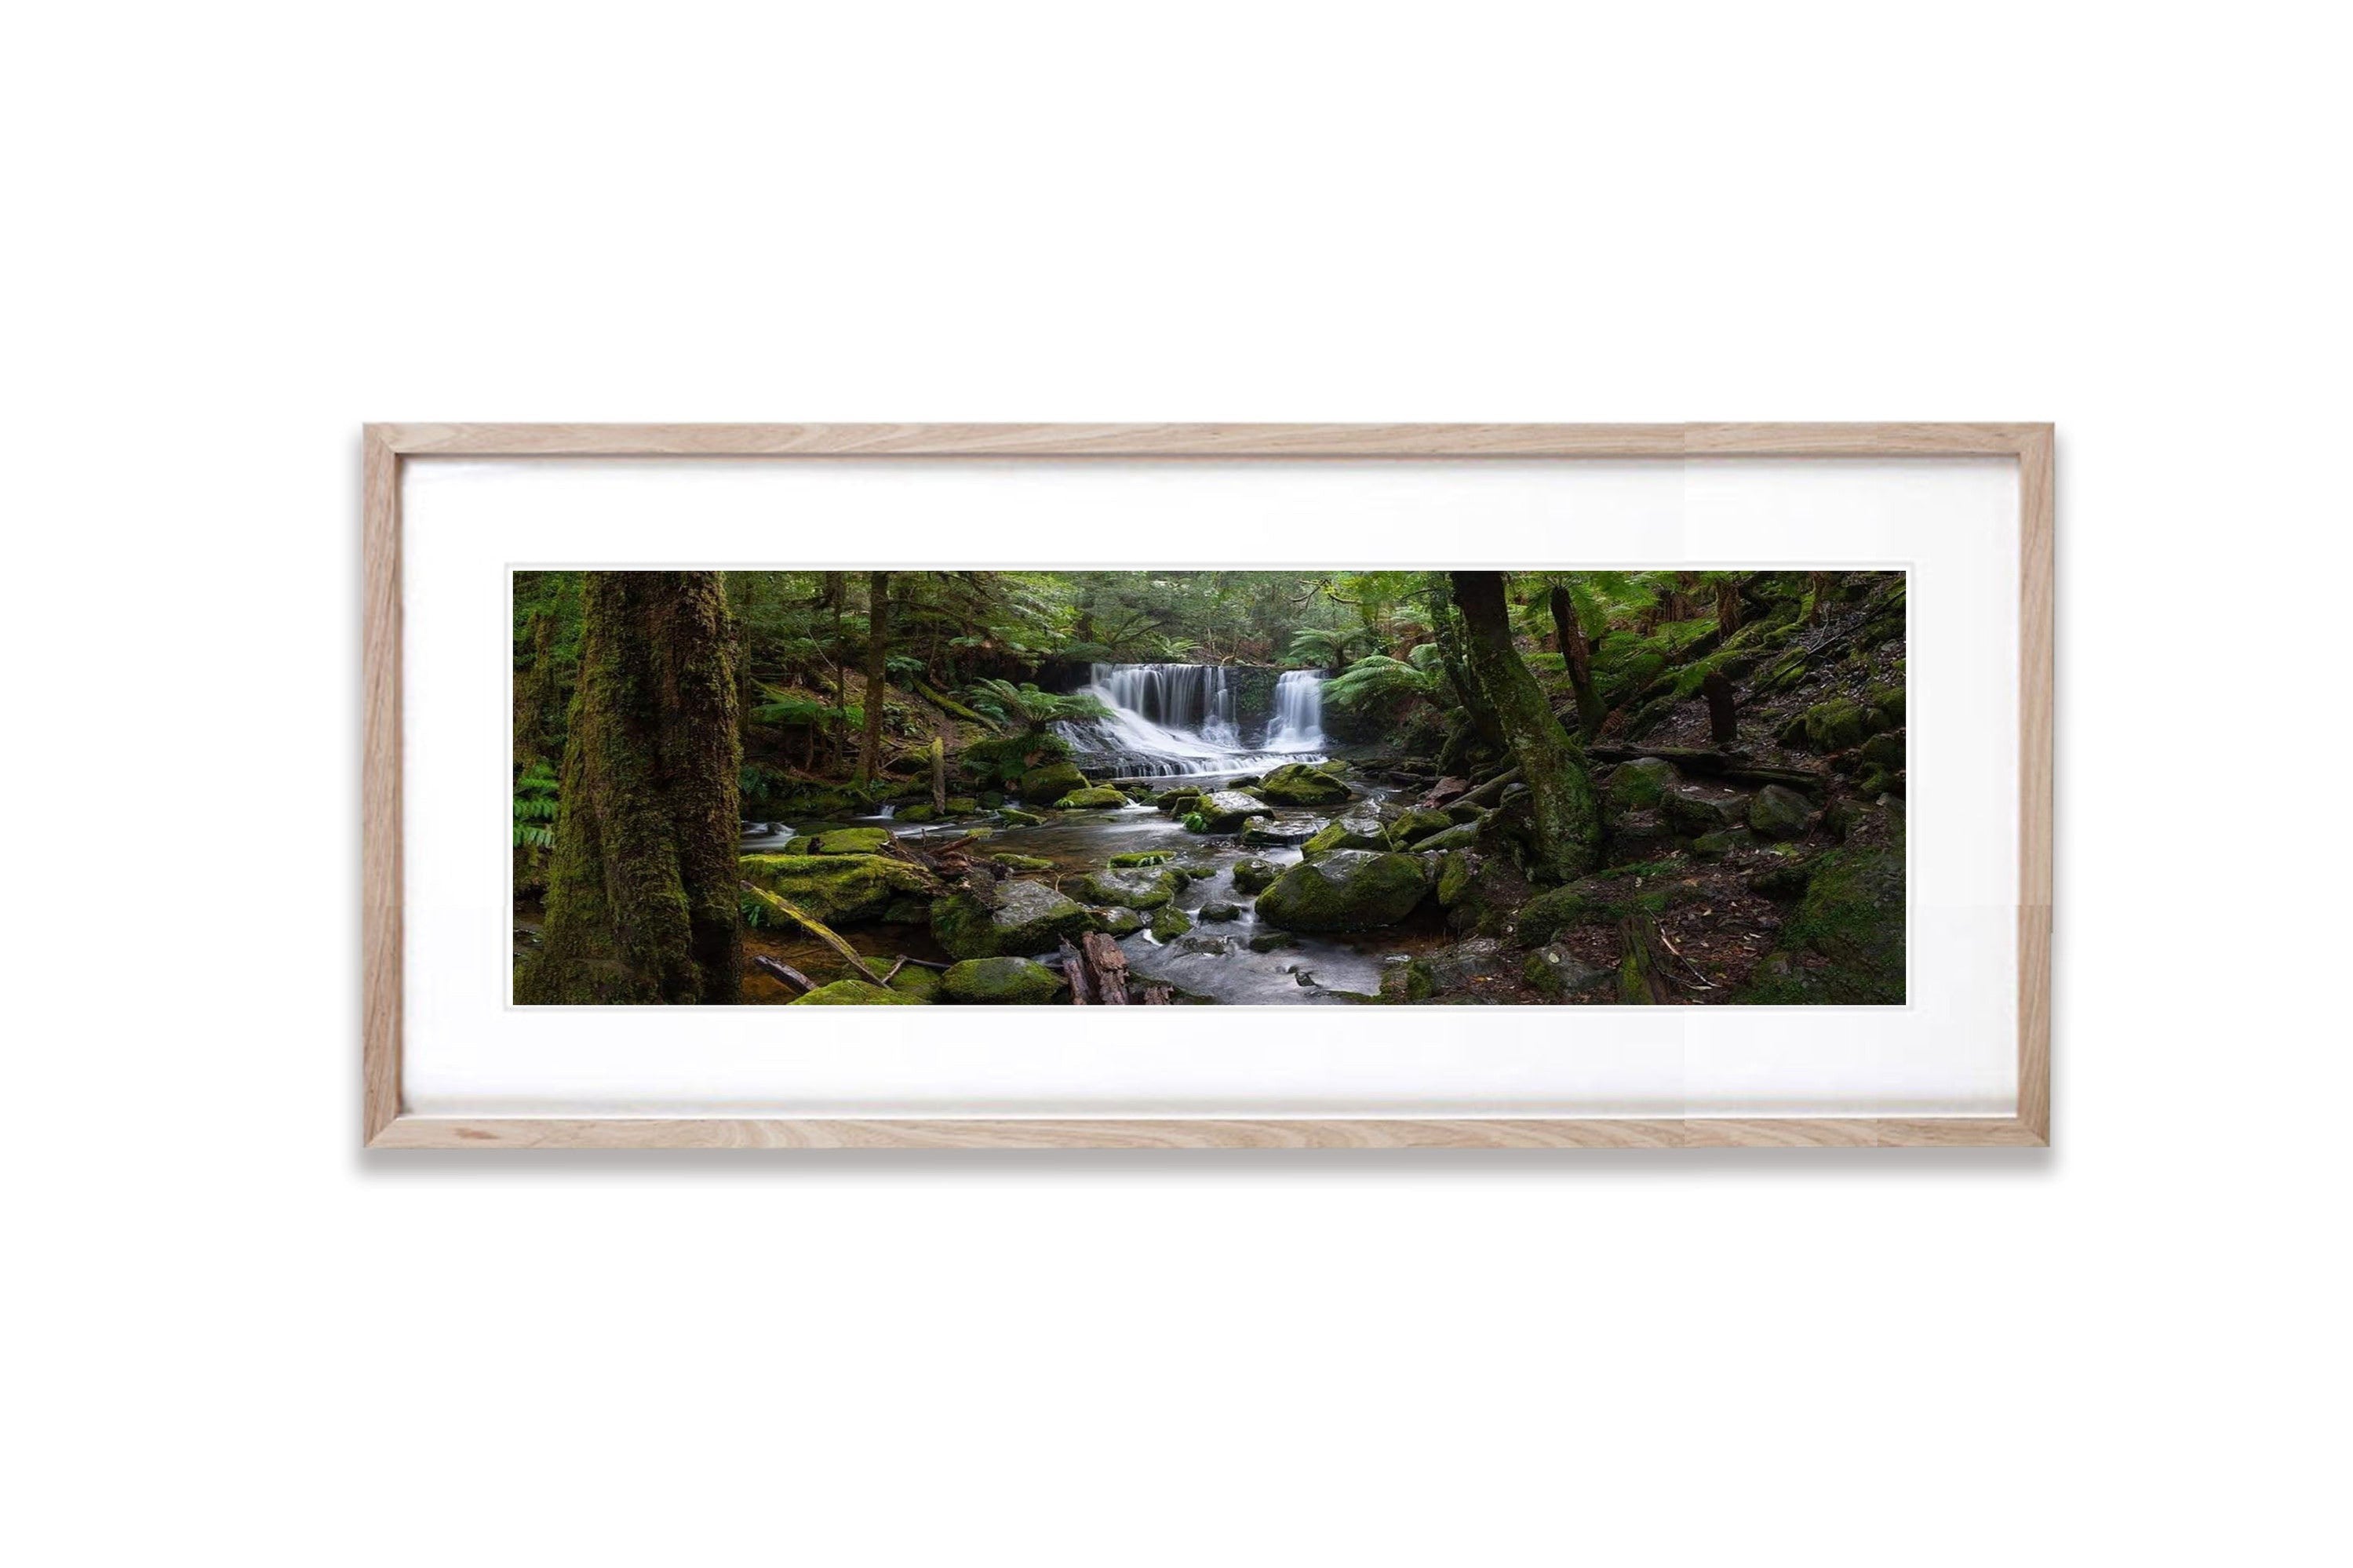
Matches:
[1261,668,1324,751]
[1056,662,1329,777]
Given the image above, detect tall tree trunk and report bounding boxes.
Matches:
[1714,577,1743,637]
[858,570,891,787]
[1426,577,1505,753]
[1546,583,1605,738]
[518,572,742,1005]
[825,572,847,770]
[1451,570,1601,882]
[1808,571,1834,627]
[513,607,561,766]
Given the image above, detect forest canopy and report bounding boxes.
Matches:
[513,568,1907,1007]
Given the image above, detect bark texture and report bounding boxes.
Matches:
[1547,583,1605,738]
[1451,570,1601,882]
[516,571,742,1005]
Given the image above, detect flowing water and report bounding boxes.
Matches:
[734,664,1447,1002]
[1055,662,1326,777]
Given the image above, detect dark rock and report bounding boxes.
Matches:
[1230,857,1280,894]
[1748,784,1816,840]
[1255,849,1433,932]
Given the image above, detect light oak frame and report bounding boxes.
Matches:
[363,423,2053,1150]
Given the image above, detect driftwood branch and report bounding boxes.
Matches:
[1080,932,1131,1005]
[740,882,888,984]
[752,955,816,994]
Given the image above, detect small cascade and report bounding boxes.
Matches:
[1262,669,1324,751]
[1056,662,1328,777]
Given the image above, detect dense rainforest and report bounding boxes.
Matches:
[513,568,1907,1006]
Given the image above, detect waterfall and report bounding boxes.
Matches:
[1262,669,1324,751]
[1054,662,1329,778]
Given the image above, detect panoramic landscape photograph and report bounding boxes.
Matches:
[512,568,1907,1006]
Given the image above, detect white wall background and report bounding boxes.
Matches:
[6,5,2344,1565]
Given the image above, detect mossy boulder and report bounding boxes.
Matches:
[1073,867,1180,910]
[789,979,927,1006]
[959,733,1058,788]
[1255,762,1353,807]
[1054,785,1130,810]
[1149,905,1193,941]
[945,796,978,815]
[1387,807,1455,849]
[1255,849,1431,932]
[1189,791,1271,832]
[1605,756,1679,809]
[1603,813,1677,867]
[1748,784,1817,841]
[1658,788,1747,839]
[930,878,1097,959]
[1109,849,1176,867]
[1410,817,1484,855]
[1738,835,1905,1004]
[1523,944,1616,1001]
[1088,906,1146,937]
[1230,857,1280,894]
[1302,810,1390,857]
[988,853,1056,872]
[1433,850,1532,938]
[1798,700,1873,753]
[1316,759,1350,777]
[1513,886,1615,945]
[1198,901,1244,922]
[1691,828,1755,860]
[1018,761,1088,802]
[1858,732,1905,770]
[807,827,893,856]
[1156,786,1206,816]
[741,853,942,926]
[897,805,938,823]
[887,966,941,1002]
[1243,820,1320,847]
[995,807,1044,828]
[940,956,1066,1005]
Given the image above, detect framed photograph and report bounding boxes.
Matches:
[364,424,2051,1148]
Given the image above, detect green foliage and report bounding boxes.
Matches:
[512,761,559,849]
[1321,654,1438,714]
[963,678,1112,733]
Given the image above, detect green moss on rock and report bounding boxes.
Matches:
[1189,791,1269,832]
[741,853,942,926]
[789,980,927,1005]
[1387,807,1455,848]
[1255,762,1353,807]
[1054,786,1129,809]
[1748,784,1817,841]
[1302,811,1390,857]
[940,956,1066,1004]
[1073,867,1180,910]
[1018,761,1087,802]
[1255,849,1431,932]
[807,827,892,856]
[1230,857,1280,894]
[1605,757,1679,809]
[930,878,1097,959]
[1149,905,1193,941]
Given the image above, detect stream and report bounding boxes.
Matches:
[738,661,1454,1002]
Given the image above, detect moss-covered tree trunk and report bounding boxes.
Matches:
[1546,583,1605,738]
[858,570,891,787]
[516,572,743,1005]
[1451,569,1600,882]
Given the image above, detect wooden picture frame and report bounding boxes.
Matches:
[364,423,2053,1149]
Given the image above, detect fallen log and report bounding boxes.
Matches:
[1616,914,1677,1005]
[740,882,888,984]
[1455,766,1522,809]
[752,955,817,995]
[1079,931,1132,1005]
[1058,937,1097,1005]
